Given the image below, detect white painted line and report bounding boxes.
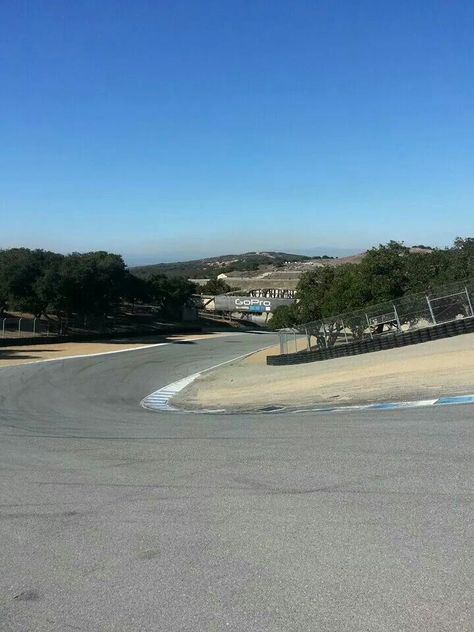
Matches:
[399,399,439,407]
[0,342,169,369]
[141,343,276,412]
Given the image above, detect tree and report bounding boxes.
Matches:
[296,266,336,322]
[451,237,474,279]
[162,277,197,319]
[358,241,410,303]
[147,275,197,320]
[123,272,151,305]
[33,254,65,316]
[54,252,128,317]
[201,278,232,295]
[404,249,449,292]
[0,248,63,316]
[320,264,369,316]
[269,304,299,330]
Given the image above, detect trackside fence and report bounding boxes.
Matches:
[0,314,203,348]
[269,278,474,365]
[1,317,56,339]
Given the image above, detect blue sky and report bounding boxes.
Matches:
[1,1,473,264]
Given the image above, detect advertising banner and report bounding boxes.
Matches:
[214,296,295,313]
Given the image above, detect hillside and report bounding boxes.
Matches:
[130,247,433,281]
[130,251,335,279]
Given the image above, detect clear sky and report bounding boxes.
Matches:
[1,1,473,264]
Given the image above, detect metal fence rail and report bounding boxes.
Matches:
[278,278,474,355]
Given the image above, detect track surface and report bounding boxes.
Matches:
[0,332,472,631]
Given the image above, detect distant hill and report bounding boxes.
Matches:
[130,251,335,279]
[130,246,432,281]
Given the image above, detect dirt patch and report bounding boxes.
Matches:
[242,338,307,365]
[0,332,230,367]
[174,333,474,410]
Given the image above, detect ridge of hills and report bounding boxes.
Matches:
[130,247,432,280]
[130,250,338,279]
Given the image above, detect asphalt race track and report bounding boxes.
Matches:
[1,332,472,631]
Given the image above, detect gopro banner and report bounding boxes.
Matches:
[214,296,295,313]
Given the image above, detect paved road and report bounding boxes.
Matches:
[0,332,472,631]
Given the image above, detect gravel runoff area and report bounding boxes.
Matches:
[174,332,474,410]
[0,332,232,367]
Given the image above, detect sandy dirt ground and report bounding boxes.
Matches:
[175,333,474,409]
[0,332,229,368]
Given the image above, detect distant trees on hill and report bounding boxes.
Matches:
[270,238,474,329]
[0,249,196,321]
[200,278,233,295]
[131,252,316,279]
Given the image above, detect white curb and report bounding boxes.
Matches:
[141,345,275,413]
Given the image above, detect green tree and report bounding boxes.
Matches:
[320,264,369,316]
[123,272,151,305]
[269,304,299,329]
[147,275,197,320]
[451,237,474,279]
[296,266,336,322]
[54,252,127,317]
[0,248,63,316]
[201,278,232,294]
[358,241,410,303]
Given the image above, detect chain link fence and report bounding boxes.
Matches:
[1,317,57,339]
[278,278,474,355]
[0,314,123,341]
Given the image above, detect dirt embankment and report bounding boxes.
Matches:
[174,333,474,410]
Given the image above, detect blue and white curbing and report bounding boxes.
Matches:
[141,370,474,414]
[141,373,202,412]
[292,394,474,414]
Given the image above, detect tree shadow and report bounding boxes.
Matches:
[171,340,196,344]
[0,350,48,361]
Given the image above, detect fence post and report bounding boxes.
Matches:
[340,319,349,344]
[305,327,311,351]
[321,320,328,347]
[393,304,402,331]
[279,331,285,355]
[426,296,436,324]
[365,314,373,339]
[33,318,37,335]
[2,318,5,338]
[465,287,474,317]
[18,318,22,337]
